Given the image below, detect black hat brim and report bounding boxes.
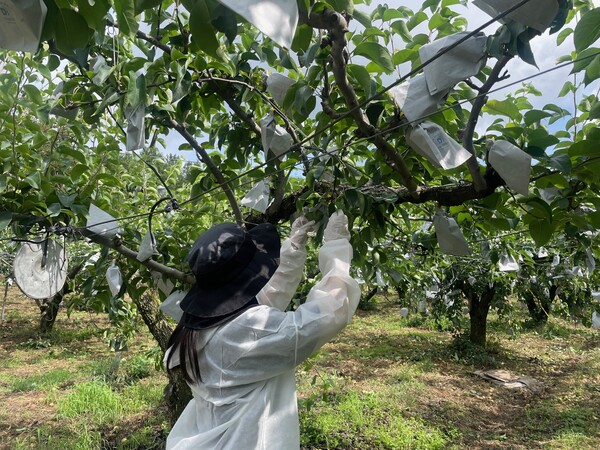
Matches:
[179,223,280,324]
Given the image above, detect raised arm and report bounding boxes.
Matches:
[256,217,314,310]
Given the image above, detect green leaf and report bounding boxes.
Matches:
[589,99,600,120]
[353,42,394,73]
[525,197,553,222]
[528,219,554,247]
[556,27,572,46]
[352,9,371,28]
[329,0,354,14]
[428,12,447,31]
[172,62,191,103]
[517,36,537,67]
[549,153,572,174]
[70,164,89,182]
[406,11,428,30]
[483,99,520,120]
[291,24,313,53]
[212,5,238,43]
[571,48,600,74]
[524,109,552,126]
[527,128,559,150]
[558,80,576,97]
[24,172,41,189]
[584,54,600,85]
[58,146,87,164]
[78,0,110,32]
[47,54,60,71]
[366,103,384,126]
[135,0,162,14]
[186,0,221,59]
[344,188,367,216]
[392,48,417,65]
[57,192,77,208]
[126,72,147,108]
[114,0,139,38]
[23,85,44,105]
[53,8,94,54]
[347,64,372,96]
[47,203,62,217]
[574,7,600,52]
[0,212,12,231]
[391,20,411,42]
[568,139,600,157]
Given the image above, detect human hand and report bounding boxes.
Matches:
[323,210,350,242]
[290,216,316,247]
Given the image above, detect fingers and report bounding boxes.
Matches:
[323,210,350,241]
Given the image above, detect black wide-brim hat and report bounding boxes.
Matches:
[180,222,280,329]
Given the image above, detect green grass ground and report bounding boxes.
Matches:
[1,287,599,449]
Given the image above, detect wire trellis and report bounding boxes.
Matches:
[1,0,595,254]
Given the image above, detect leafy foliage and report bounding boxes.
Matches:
[0,0,599,350]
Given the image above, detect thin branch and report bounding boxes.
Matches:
[81,229,195,284]
[198,75,300,143]
[8,213,195,284]
[462,54,513,192]
[218,84,261,135]
[322,10,418,194]
[166,118,244,225]
[320,57,343,119]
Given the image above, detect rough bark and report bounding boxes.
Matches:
[523,290,546,323]
[247,168,505,225]
[39,294,63,334]
[468,285,495,348]
[39,263,83,334]
[134,293,192,423]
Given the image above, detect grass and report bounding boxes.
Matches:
[57,381,145,423]
[9,368,73,392]
[2,288,600,449]
[300,391,455,449]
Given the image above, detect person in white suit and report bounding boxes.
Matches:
[165,211,360,449]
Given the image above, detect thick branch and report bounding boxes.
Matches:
[462,54,513,192]
[167,118,244,225]
[319,11,418,193]
[247,169,505,224]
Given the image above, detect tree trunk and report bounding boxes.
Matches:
[563,287,586,319]
[468,286,495,348]
[135,293,192,423]
[359,287,378,309]
[39,294,63,333]
[39,264,83,333]
[523,289,548,324]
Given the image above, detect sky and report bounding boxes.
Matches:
[392,0,600,125]
[163,0,600,159]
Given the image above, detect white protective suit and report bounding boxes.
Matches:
[165,213,360,449]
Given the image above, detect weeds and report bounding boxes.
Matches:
[300,390,455,449]
[9,369,72,392]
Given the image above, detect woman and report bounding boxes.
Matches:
[165,211,360,449]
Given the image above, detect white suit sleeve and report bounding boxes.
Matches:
[217,238,360,384]
[255,237,307,310]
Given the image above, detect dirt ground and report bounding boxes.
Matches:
[1,286,599,449]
